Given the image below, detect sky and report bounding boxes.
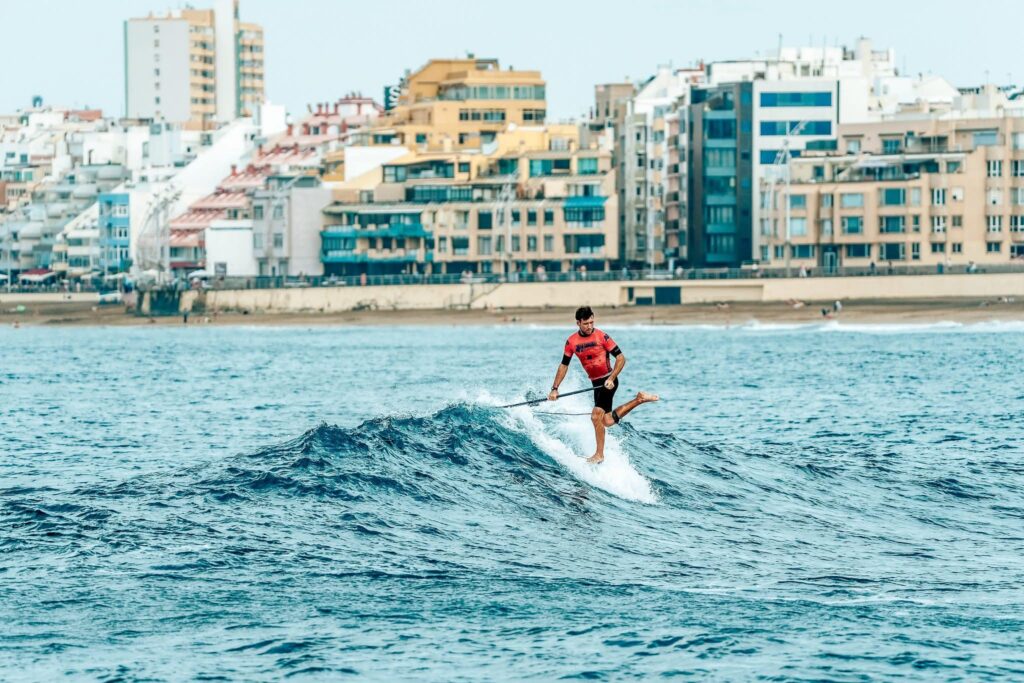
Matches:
[4,0,1023,120]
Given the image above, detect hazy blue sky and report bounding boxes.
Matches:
[4,0,1022,120]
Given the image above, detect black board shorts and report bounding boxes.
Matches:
[592,376,619,412]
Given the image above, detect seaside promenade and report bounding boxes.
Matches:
[3,269,1023,326]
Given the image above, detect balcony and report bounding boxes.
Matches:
[321,249,432,264]
[322,223,430,240]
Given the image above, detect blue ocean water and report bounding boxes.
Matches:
[2,321,1023,681]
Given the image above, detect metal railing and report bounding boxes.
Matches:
[3,262,1022,295]
[132,261,1024,292]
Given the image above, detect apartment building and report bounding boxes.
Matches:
[352,58,547,152]
[125,0,264,129]
[687,82,756,267]
[619,67,704,270]
[762,112,1024,269]
[321,127,617,277]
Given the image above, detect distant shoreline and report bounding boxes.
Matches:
[3,298,1023,328]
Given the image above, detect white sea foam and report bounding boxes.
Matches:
[476,390,657,504]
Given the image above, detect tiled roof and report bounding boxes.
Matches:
[192,190,250,210]
[169,208,224,230]
[170,229,203,248]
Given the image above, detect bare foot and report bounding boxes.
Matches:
[586,453,604,464]
[636,391,660,403]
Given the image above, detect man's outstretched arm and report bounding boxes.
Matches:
[548,357,570,401]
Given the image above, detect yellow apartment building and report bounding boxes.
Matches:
[321,126,619,277]
[352,58,547,152]
[762,115,1024,270]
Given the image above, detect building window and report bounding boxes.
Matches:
[704,119,736,139]
[911,243,920,260]
[477,211,492,229]
[478,236,493,255]
[438,236,447,253]
[931,216,947,233]
[932,188,946,205]
[511,235,520,252]
[840,193,864,208]
[705,206,735,225]
[974,131,999,147]
[1012,160,1024,177]
[760,120,832,136]
[987,160,1003,177]
[880,216,905,233]
[759,91,832,107]
[788,194,806,209]
[952,242,963,253]
[511,210,520,226]
[273,205,284,219]
[273,234,284,248]
[988,215,1003,232]
[452,237,469,255]
[820,219,833,235]
[791,244,815,259]
[987,241,1002,253]
[789,218,808,236]
[527,235,537,252]
[1011,216,1024,232]
[458,162,470,173]
[842,216,863,234]
[821,194,833,208]
[704,148,737,168]
[253,233,263,249]
[544,235,553,252]
[254,205,264,220]
[529,158,571,176]
[578,157,599,175]
[527,209,537,226]
[881,137,901,154]
[846,138,862,154]
[931,242,946,254]
[881,188,905,206]
[952,215,963,228]
[880,243,905,260]
[543,209,554,225]
[947,161,961,173]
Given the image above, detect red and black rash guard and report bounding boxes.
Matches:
[561,328,621,380]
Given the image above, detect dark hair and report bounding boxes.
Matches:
[575,306,594,321]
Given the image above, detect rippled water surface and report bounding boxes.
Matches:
[2,322,1023,681]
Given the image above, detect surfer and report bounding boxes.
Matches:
[549,306,659,464]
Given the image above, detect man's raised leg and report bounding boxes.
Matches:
[601,392,660,428]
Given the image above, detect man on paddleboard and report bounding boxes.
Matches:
[548,306,659,464]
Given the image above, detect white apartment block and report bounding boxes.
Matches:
[125,1,264,130]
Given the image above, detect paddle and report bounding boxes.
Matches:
[499,385,601,409]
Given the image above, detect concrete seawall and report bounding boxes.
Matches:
[179,272,1024,314]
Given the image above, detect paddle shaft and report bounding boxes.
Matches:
[499,385,601,409]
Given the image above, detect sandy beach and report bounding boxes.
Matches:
[3,297,1023,327]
